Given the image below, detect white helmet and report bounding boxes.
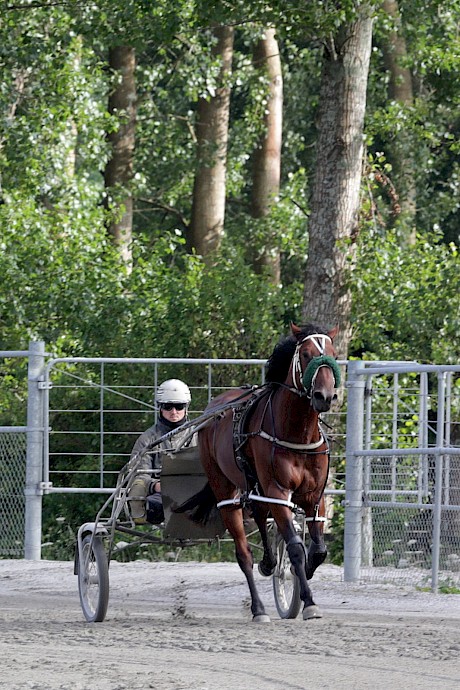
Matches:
[156,379,191,404]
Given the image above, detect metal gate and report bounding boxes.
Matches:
[3,343,460,594]
[344,361,460,591]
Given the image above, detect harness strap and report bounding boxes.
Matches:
[258,429,326,451]
[232,388,270,484]
[216,490,295,510]
[304,504,327,523]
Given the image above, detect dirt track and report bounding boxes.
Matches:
[1,560,459,689]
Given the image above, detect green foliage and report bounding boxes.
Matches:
[41,515,78,561]
[327,498,345,565]
[1,0,460,564]
[352,228,460,363]
[368,1,460,243]
[0,193,126,353]
[437,583,460,595]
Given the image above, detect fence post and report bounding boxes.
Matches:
[343,360,366,582]
[431,371,446,592]
[24,341,45,560]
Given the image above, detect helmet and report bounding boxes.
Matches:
[156,379,191,404]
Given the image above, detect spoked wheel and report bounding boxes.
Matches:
[272,532,302,619]
[78,534,109,623]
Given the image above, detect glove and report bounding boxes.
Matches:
[149,480,161,494]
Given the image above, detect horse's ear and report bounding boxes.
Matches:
[328,325,339,341]
[291,322,302,338]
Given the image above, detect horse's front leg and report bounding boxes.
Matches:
[221,505,270,623]
[271,505,322,620]
[304,495,328,580]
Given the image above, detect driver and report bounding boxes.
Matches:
[128,379,196,524]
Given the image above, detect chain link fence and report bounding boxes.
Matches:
[362,458,460,589]
[0,432,27,556]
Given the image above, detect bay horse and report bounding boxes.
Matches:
[194,323,340,622]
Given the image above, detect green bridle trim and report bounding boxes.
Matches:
[302,355,341,392]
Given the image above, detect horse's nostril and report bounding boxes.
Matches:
[312,391,332,412]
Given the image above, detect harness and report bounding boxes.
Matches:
[216,333,337,520]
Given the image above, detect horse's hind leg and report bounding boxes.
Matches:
[305,499,327,580]
[250,503,277,577]
[306,531,327,580]
[199,423,269,622]
[221,505,270,623]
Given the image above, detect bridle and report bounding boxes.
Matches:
[290,333,341,397]
[253,332,340,453]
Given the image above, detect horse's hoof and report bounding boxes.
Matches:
[252,614,271,623]
[258,562,275,577]
[302,605,322,620]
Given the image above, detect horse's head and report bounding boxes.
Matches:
[290,323,340,412]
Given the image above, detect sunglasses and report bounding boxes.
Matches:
[161,402,187,411]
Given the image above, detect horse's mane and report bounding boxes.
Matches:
[265,323,329,384]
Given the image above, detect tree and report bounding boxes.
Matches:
[250,27,283,284]
[302,8,374,359]
[381,0,416,242]
[104,45,137,268]
[188,25,234,259]
[0,0,458,366]
[367,0,460,247]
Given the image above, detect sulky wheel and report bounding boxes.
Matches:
[272,531,302,619]
[78,534,109,623]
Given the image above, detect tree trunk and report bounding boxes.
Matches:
[188,26,234,260]
[301,14,373,359]
[382,0,416,243]
[251,28,283,285]
[104,45,136,268]
[63,38,83,182]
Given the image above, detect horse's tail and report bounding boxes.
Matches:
[173,482,218,526]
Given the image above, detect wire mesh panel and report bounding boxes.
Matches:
[0,432,26,557]
[44,358,268,491]
[42,358,349,503]
[359,366,460,589]
[362,501,460,588]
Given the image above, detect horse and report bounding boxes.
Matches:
[191,323,340,621]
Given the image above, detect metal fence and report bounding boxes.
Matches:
[41,355,268,492]
[0,430,26,556]
[40,355,348,496]
[1,343,459,594]
[344,361,460,591]
[0,343,46,560]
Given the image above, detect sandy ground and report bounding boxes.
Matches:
[0,559,459,690]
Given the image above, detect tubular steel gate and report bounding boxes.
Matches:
[344,361,460,591]
[2,343,459,593]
